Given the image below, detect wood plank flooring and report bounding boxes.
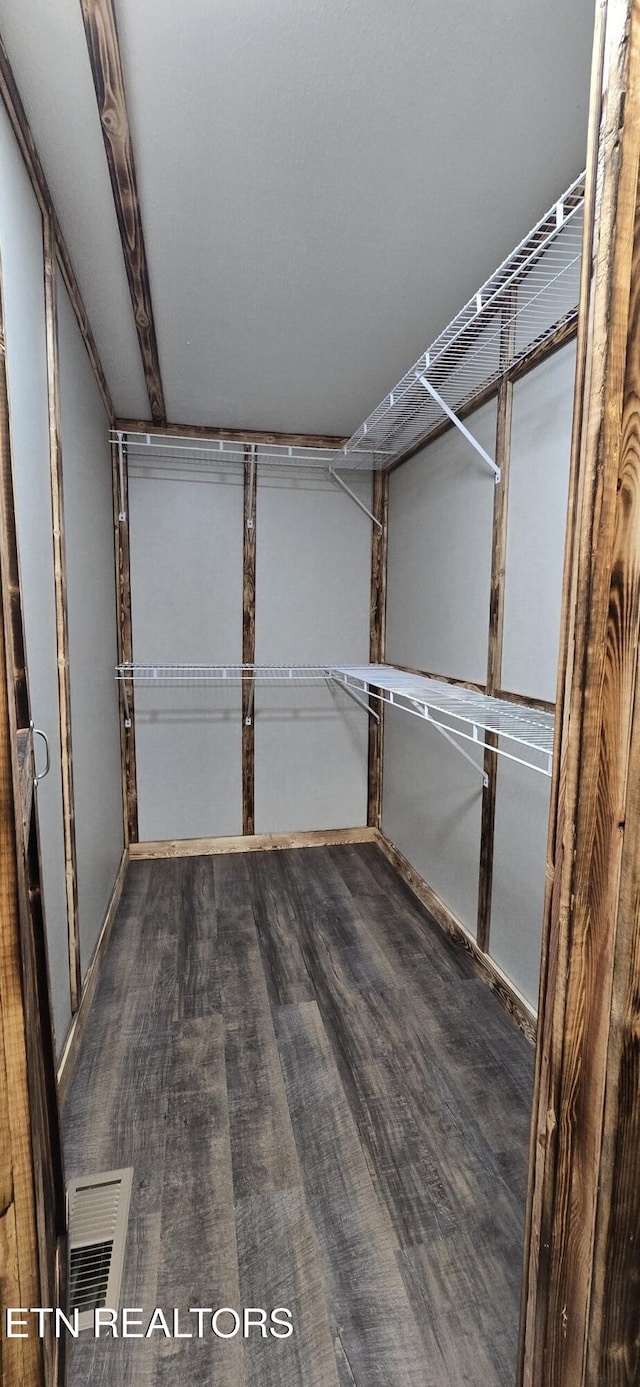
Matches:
[63,842,533,1386]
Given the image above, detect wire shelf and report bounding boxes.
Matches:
[331,665,555,775]
[111,432,341,475]
[117,662,554,776]
[331,172,585,471]
[116,663,332,684]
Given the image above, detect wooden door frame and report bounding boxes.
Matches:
[520,0,640,1381]
[0,244,65,1385]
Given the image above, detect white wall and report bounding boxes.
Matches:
[382,706,484,935]
[501,341,576,702]
[0,101,71,1054]
[128,463,244,840]
[488,341,575,1004]
[384,347,575,1010]
[385,400,496,684]
[56,270,124,976]
[254,469,370,832]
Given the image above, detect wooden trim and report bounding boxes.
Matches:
[242,447,257,835]
[130,826,378,859]
[507,310,577,386]
[495,688,555,713]
[0,246,64,1385]
[387,661,487,694]
[521,2,640,1381]
[111,439,138,844]
[116,418,348,449]
[16,726,34,856]
[477,359,514,951]
[0,257,46,1387]
[0,32,114,422]
[79,0,166,424]
[44,216,81,1012]
[367,472,388,827]
[375,829,536,1044]
[56,849,128,1106]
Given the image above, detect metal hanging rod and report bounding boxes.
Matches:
[330,170,585,472]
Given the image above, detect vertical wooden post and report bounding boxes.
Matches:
[43,215,81,1010]
[242,445,257,836]
[520,1,640,1381]
[111,435,138,844]
[0,246,65,1387]
[477,369,513,950]
[367,471,388,828]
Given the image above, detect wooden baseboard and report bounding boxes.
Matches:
[56,848,128,1105]
[129,826,377,860]
[374,829,537,1044]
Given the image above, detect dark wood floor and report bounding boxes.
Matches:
[63,842,533,1386]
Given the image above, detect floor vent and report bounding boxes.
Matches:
[67,1167,133,1330]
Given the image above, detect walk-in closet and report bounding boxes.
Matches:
[1,3,639,1387]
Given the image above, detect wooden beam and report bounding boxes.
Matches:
[129,826,378,859]
[0,32,114,423]
[375,830,536,1044]
[79,0,166,424]
[367,472,388,827]
[111,438,138,843]
[477,307,515,952]
[115,418,348,450]
[242,447,257,836]
[520,1,640,1381]
[0,275,44,1387]
[0,249,64,1386]
[43,216,81,1011]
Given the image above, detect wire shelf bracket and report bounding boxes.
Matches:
[116,430,127,522]
[328,468,383,529]
[417,375,500,481]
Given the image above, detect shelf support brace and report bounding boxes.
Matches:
[245,671,256,725]
[116,430,127,520]
[331,675,380,721]
[417,376,500,482]
[419,706,488,786]
[329,468,383,530]
[247,445,256,530]
[120,674,132,729]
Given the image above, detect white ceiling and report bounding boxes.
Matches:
[0,0,593,434]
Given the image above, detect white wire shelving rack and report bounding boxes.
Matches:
[329,171,585,475]
[110,170,584,531]
[116,661,554,777]
[331,665,554,779]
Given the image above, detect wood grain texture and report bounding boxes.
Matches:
[0,32,113,421]
[56,847,128,1105]
[129,826,378,858]
[242,448,256,835]
[520,3,640,1384]
[44,214,82,1010]
[0,254,64,1386]
[79,0,166,423]
[65,843,533,1387]
[112,437,138,843]
[116,418,348,449]
[367,472,388,828]
[477,364,513,952]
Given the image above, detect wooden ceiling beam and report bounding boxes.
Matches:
[79,0,166,425]
[114,418,349,449]
[0,32,114,422]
